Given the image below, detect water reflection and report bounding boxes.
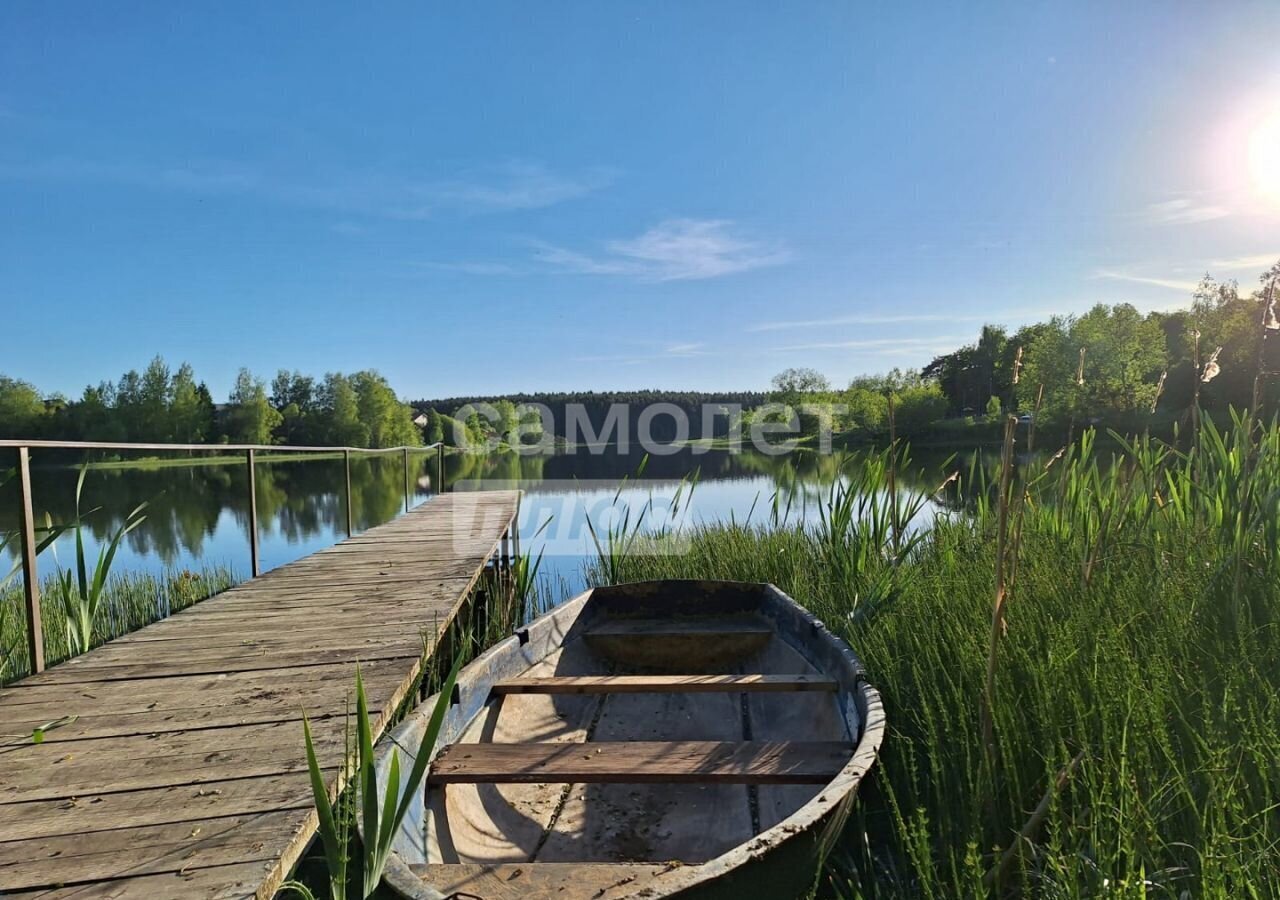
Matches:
[2,447,975,596]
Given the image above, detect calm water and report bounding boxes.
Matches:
[1,447,966,601]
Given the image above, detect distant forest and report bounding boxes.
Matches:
[2,264,1277,449]
[413,391,770,445]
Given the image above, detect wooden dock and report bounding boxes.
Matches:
[0,490,521,899]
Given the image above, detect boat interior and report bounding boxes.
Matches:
[383,581,867,899]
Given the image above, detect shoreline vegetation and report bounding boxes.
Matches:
[0,564,238,684]
[583,414,1280,897]
[74,448,441,471]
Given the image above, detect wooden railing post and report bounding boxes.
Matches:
[436,444,445,494]
[511,506,521,562]
[403,447,411,513]
[246,448,260,577]
[344,449,354,537]
[15,447,45,674]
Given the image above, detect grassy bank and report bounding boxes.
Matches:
[589,415,1280,897]
[73,448,444,471]
[1,565,239,682]
[82,452,348,470]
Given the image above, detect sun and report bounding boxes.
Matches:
[1247,109,1280,207]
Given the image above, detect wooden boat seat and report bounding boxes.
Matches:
[409,863,673,899]
[492,674,838,694]
[584,618,774,639]
[427,740,853,785]
[582,617,775,666]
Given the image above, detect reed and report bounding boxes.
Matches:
[0,564,238,683]
[46,467,148,655]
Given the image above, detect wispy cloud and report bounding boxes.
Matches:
[533,219,790,282]
[1093,269,1201,293]
[749,313,974,333]
[572,341,712,365]
[0,157,609,219]
[426,162,613,212]
[1143,197,1230,226]
[1207,252,1279,272]
[665,342,707,357]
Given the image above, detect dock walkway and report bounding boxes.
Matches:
[0,490,521,899]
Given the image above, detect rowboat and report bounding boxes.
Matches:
[369,580,885,899]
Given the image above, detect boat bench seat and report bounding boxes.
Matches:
[427,740,852,785]
[491,674,838,694]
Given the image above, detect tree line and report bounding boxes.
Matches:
[2,261,1276,448]
[760,263,1279,439]
[924,267,1279,422]
[0,358,421,448]
[415,390,771,446]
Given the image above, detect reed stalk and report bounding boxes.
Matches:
[983,748,1086,891]
[887,394,900,561]
[980,414,1018,769]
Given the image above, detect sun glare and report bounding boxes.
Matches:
[1248,109,1280,207]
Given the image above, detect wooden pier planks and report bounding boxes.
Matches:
[0,490,520,899]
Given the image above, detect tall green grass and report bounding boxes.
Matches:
[0,565,238,682]
[590,415,1280,898]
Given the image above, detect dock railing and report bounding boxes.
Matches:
[0,438,447,673]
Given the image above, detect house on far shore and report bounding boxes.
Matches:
[412,412,430,428]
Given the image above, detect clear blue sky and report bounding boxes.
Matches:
[3,2,1279,401]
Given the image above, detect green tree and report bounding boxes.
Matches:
[320,373,369,447]
[843,386,889,434]
[424,409,445,444]
[137,355,172,441]
[891,382,948,434]
[924,324,1008,415]
[67,382,126,442]
[770,367,831,403]
[1071,303,1166,416]
[225,369,282,444]
[985,394,1002,417]
[114,369,143,440]
[350,371,420,448]
[0,376,48,438]
[492,399,519,444]
[195,383,219,441]
[1017,316,1076,417]
[170,363,211,443]
[1187,275,1264,411]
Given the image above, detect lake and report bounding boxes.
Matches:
[1,446,967,601]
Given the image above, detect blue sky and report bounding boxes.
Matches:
[3,2,1280,401]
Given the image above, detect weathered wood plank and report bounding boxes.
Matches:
[491,674,838,695]
[427,740,854,786]
[45,632,430,668]
[0,773,324,842]
[3,861,271,899]
[409,863,672,900]
[0,809,301,890]
[0,659,402,712]
[0,721,350,803]
[22,646,425,683]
